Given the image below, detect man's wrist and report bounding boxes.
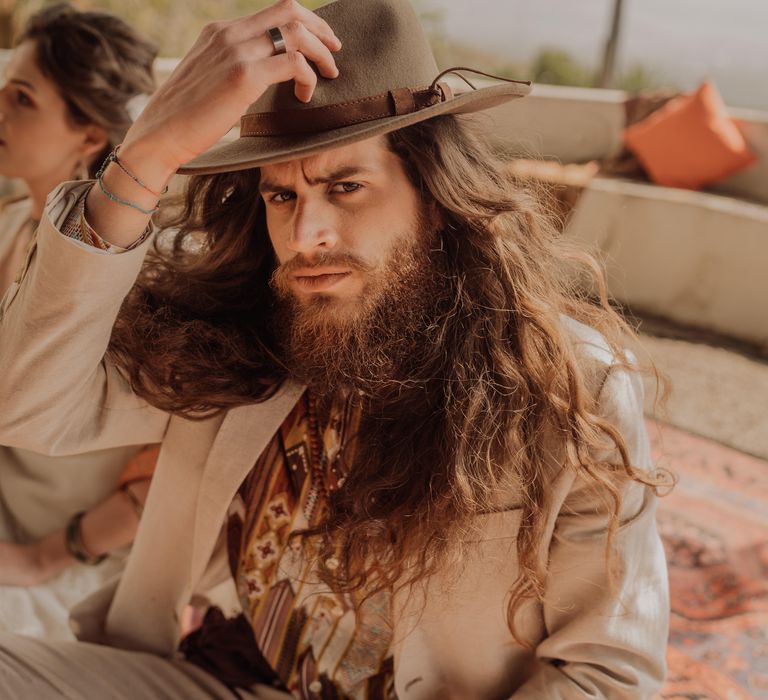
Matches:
[116,138,177,195]
[83,138,169,249]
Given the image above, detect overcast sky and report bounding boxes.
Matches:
[421,0,768,110]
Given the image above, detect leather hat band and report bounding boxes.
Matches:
[240,82,454,137]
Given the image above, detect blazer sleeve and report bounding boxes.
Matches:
[0,181,169,455]
[510,363,670,700]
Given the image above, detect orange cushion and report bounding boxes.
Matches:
[623,81,757,190]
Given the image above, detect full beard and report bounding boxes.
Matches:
[269,226,448,400]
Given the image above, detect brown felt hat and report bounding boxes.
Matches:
[178,0,531,175]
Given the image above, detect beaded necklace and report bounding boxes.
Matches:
[304,391,354,526]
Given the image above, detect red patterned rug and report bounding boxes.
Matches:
[648,420,768,700]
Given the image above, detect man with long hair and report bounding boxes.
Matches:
[0,0,670,697]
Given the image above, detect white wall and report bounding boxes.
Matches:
[481,83,627,164]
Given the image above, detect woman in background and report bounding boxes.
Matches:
[0,3,159,639]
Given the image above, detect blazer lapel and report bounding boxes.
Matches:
[189,380,305,584]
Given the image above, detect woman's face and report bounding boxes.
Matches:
[0,40,105,184]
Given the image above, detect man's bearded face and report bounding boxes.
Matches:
[269,219,444,396]
[261,135,446,396]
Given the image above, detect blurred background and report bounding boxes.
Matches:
[2,1,767,698]
[3,0,768,111]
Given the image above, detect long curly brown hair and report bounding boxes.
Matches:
[109,115,668,644]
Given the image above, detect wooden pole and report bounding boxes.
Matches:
[599,0,625,88]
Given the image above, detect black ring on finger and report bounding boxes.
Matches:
[268,26,287,56]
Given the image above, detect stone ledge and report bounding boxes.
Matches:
[566,176,768,348]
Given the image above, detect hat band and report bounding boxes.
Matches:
[240,82,454,137]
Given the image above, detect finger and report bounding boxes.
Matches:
[213,1,341,55]
[261,0,342,52]
[279,20,339,79]
[258,50,318,103]
[198,13,340,77]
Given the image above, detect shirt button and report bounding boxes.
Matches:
[309,680,323,693]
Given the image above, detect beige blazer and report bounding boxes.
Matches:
[0,195,141,543]
[0,181,669,700]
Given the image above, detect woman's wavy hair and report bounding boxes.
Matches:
[17,3,157,176]
[109,115,670,644]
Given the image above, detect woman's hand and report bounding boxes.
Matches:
[0,476,153,588]
[0,535,73,587]
[122,0,342,189]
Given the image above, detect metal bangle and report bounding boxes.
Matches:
[120,482,145,519]
[64,511,108,566]
[268,26,287,55]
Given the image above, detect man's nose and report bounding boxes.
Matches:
[286,198,339,255]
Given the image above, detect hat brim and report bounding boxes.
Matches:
[177,81,530,176]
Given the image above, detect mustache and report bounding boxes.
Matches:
[270,252,374,288]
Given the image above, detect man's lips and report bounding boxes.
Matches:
[291,267,353,291]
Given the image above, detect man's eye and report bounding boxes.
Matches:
[16,90,32,107]
[331,182,362,194]
[270,192,295,204]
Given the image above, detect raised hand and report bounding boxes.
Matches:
[124,0,342,181]
[85,0,341,247]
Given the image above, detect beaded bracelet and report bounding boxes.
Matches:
[96,175,160,216]
[98,144,169,198]
[64,511,108,566]
[95,145,167,216]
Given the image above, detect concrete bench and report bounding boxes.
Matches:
[481,82,768,349]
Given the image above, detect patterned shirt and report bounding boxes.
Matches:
[194,391,396,700]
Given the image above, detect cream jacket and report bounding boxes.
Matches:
[0,194,140,542]
[0,182,670,699]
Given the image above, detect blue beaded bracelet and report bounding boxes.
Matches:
[101,145,169,198]
[95,145,166,216]
[96,174,160,216]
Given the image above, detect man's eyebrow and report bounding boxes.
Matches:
[258,165,375,194]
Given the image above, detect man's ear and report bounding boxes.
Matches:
[78,123,109,163]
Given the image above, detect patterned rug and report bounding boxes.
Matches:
[648,420,768,700]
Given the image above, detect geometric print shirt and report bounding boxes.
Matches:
[222,390,395,700]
